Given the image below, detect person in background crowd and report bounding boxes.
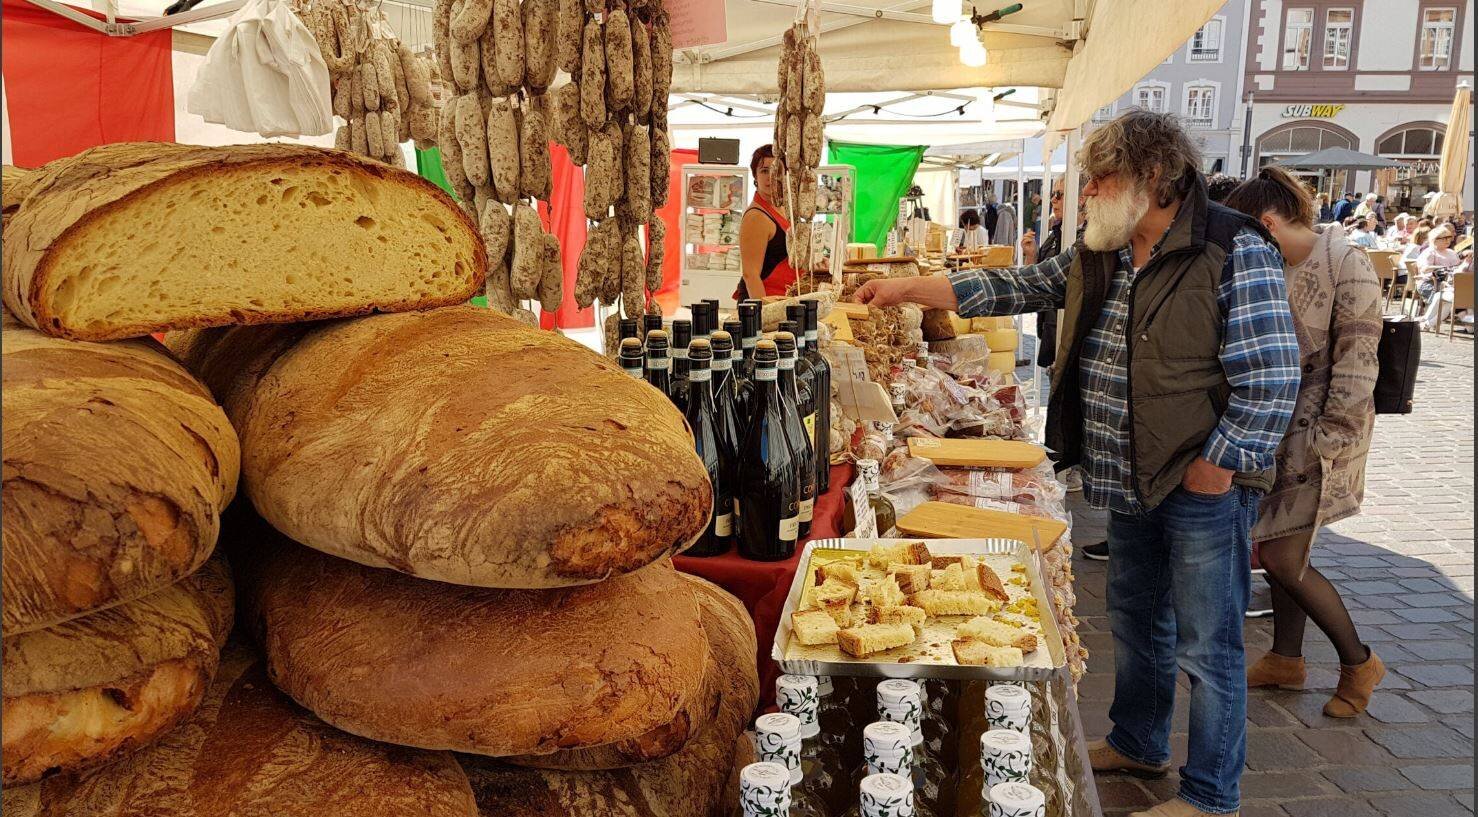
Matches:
[957,209,990,251]
[1354,192,1378,222]
[1416,217,1435,231]
[735,145,797,299]
[1317,193,1334,223]
[1397,225,1431,289]
[1417,224,1464,330]
[1385,213,1413,242]
[1024,190,1042,232]
[1223,167,1385,718]
[1331,191,1358,224]
[1372,195,1388,231]
[1348,217,1380,249]
[855,109,1300,817]
[1205,173,1240,204]
[992,196,1018,245]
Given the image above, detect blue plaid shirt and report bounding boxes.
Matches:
[947,229,1300,514]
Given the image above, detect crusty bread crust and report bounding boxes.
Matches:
[2,317,240,636]
[169,306,711,589]
[2,143,485,342]
[232,517,709,758]
[1,557,233,785]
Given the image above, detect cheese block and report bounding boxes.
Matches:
[2,316,239,636]
[969,317,1013,333]
[460,574,759,815]
[983,328,1018,352]
[233,515,708,758]
[987,351,1017,374]
[167,306,711,589]
[1,557,233,785]
[830,301,871,319]
[823,310,855,342]
[905,438,1047,469]
[3,642,478,817]
[896,501,1068,550]
[3,143,484,342]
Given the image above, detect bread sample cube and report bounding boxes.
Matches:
[806,578,856,627]
[931,563,969,591]
[837,623,915,657]
[790,609,841,646]
[866,541,932,569]
[866,605,927,632]
[889,563,931,595]
[908,589,999,617]
[931,555,964,569]
[951,638,1025,668]
[967,559,1010,603]
[3,143,485,342]
[866,574,908,609]
[815,560,862,587]
[957,615,1037,651]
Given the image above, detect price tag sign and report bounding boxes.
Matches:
[849,477,878,539]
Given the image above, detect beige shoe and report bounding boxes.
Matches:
[1246,651,1306,690]
[1324,648,1385,718]
[1086,738,1170,780]
[1130,798,1238,817]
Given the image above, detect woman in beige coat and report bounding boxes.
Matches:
[1225,168,1384,717]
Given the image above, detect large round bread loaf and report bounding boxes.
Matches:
[168,305,711,588]
[1,556,233,785]
[2,642,479,817]
[1,316,240,636]
[233,516,709,757]
[2,142,485,342]
[460,574,760,816]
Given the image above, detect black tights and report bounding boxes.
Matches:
[1259,533,1369,666]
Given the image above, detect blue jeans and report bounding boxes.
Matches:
[1105,485,1259,814]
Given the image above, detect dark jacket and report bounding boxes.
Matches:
[1045,174,1277,510]
[1331,198,1356,223]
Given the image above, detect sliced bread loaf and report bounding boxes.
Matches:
[168,306,711,589]
[232,515,709,757]
[1,556,233,785]
[2,143,484,341]
[2,641,479,817]
[2,315,239,635]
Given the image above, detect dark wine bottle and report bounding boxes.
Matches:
[618,317,640,348]
[644,330,671,396]
[708,331,745,529]
[682,341,732,557]
[618,337,644,378]
[723,318,751,422]
[737,301,761,378]
[642,314,663,348]
[669,319,693,413]
[803,300,833,494]
[785,307,820,470]
[737,340,801,561]
[775,329,817,540]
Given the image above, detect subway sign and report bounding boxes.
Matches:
[1280,104,1347,118]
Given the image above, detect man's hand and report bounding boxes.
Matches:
[1020,230,1038,266]
[853,276,960,311]
[1182,457,1235,496]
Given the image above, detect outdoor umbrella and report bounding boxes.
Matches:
[1425,82,1471,218]
[1274,146,1403,170]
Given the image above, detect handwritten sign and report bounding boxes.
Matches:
[665,0,727,49]
[848,476,878,539]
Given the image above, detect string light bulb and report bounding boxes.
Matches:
[931,0,957,25]
[950,17,974,47]
[960,39,987,67]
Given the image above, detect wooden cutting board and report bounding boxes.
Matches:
[906,438,1046,469]
[896,502,1068,550]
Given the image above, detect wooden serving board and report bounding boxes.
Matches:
[895,502,1067,551]
[906,438,1046,469]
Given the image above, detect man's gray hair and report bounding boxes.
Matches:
[1079,109,1202,208]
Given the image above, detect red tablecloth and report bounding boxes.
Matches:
[675,463,854,703]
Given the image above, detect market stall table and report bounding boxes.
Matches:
[674,462,854,701]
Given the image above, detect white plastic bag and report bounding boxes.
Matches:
[187,0,333,137]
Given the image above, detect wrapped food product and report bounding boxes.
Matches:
[801,111,822,166]
[374,43,400,111]
[520,103,552,200]
[410,105,438,142]
[650,13,673,111]
[449,33,480,92]
[625,123,651,221]
[402,44,433,106]
[595,219,623,304]
[492,0,525,87]
[631,18,653,119]
[583,125,616,219]
[434,0,457,84]
[523,0,557,89]
[486,99,521,204]
[379,109,400,158]
[650,125,670,207]
[334,123,351,150]
[579,20,607,127]
[644,216,666,292]
[479,27,511,95]
[437,104,468,191]
[481,201,516,311]
[802,43,824,112]
[451,0,495,42]
[510,203,543,300]
[556,0,583,74]
[364,110,384,156]
[574,218,606,308]
[455,93,490,186]
[333,76,353,118]
[620,226,645,316]
[538,232,563,312]
[604,9,634,111]
[783,115,802,169]
[554,82,589,165]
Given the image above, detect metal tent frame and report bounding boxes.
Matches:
[22,0,245,36]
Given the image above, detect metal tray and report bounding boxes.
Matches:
[771,537,1068,681]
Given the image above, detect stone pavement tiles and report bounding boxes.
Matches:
[1068,334,1474,815]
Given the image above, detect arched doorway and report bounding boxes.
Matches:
[1254,120,1360,197]
[1375,122,1446,212]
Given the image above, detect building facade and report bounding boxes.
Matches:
[1090,0,1253,176]
[1243,0,1473,211]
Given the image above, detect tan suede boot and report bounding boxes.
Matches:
[1246,651,1306,690]
[1086,738,1170,779]
[1324,648,1385,718]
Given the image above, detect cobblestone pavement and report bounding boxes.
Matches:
[1067,333,1475,817]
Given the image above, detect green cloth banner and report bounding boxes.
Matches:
[826,141,925,250]
[417,147,455,198]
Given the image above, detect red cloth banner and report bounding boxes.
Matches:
[2,0,175,167]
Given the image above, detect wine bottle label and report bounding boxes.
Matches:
[806,330,818,343]
[778,357,795,370]
[742,336,757,348]
[803,412,816,439]
[778,515,800,540]
[798,498,814,522]
[755,367,777,381]
[646,359,670,371]
[689,368,711,382]
[622,365,642,378]
[733,497,742,519]
[672,348,688,360]
[712,358,732,371]
[714,511,733,536]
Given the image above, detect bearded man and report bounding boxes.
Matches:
[856,110,1300,817]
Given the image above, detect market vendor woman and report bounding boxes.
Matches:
[735,145,797,299]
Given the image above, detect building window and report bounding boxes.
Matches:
[1378,127,1444,156]
[1134,83,1168,113]
[1323,8,1353,69]
[1377,125,1446,209]
[1419,8,1455,70]
[1092,103,1116,123]
[1183,84,1217,127]
[1189,18,1223,62]
[1282,8,1313,70]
